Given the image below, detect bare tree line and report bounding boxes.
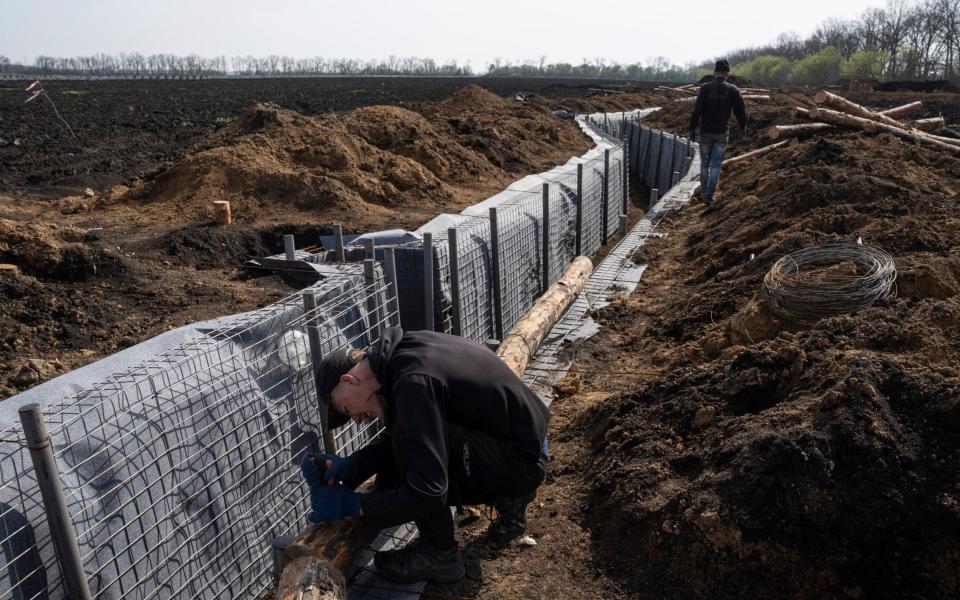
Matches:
[726,0,960,80]
[0,53,474,78]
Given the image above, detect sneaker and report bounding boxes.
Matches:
[374,538,465,584]
[486,492,534,547]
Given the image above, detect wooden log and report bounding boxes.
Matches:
[0,264,19,275]
[808,107,960,154]
[879,101,923,119]
[676,94,769,104]
[277,555,346,600]
[213,200,232,225]
[912,117,945,131]
[815,90,919,131]
[722,140,791,166]
[795,106,813,119]
[496,256,593,377]
[767,123,833,140]
[656,85,696,96]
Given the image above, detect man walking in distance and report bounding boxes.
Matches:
[688,59,749,204]
[300,327,549,584]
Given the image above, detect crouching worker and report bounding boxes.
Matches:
[300,327,549,584]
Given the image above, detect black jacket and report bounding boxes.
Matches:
[353,328,549,530]
[689,78,749,135]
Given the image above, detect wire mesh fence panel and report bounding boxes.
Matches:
[544,171,578,286]
[429,234,454,335]
[496,192,544,334]
[637,125,651,185]
[0,266,395,600]
[0,441,66,600]
[645,130,662,190]
[451,217,496,343]
[581,156,605,258]
[606,149,624,239]
[658,133,676,194]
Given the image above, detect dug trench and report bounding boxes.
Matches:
[0,83,668,400]
[467,91,960,599]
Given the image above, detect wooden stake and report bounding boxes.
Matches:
[213,200,232,225]
[722,140,791,166]
[767,123,833,140]
[495,256,593,377]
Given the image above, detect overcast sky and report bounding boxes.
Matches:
[2,0,882,70]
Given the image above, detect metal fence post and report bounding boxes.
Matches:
[302,291,336,453]
[447,228,462,337]
[489,207,504,341]
[332,223,345,262]
[673,170,681,187]
[364,258,383,339]
[542,182,550,292]
[575,163,583,256]
[619,214,628,238]
[363,239,375,261]
[283,234,296,261]
[602,148,610,245]
[422,232,434,331]
[383,247,401,328]
[650,188,659,208]
[18,404,94,600]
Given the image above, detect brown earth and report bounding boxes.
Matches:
[555,91,960,599]
[1,82,653,399]
[11,78,960,599]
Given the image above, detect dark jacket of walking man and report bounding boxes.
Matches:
[688,59,749,203]
[300,327,550,584]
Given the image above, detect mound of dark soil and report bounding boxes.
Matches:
[580,100,960,598]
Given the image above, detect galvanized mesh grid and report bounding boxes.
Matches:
[0,108,686,600]
[448,216,496,343]
[606,152,624,238]
[0,265,396,600]
[496,191,545,335]
[581,156,606,257]
[541,171,578,286]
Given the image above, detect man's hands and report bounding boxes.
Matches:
[300,453,363,523]
[308,484,362,523]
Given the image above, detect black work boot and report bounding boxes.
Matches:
[374,538,465,584]
[486,492,535,547]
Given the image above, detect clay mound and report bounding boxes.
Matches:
[128,102,456,224]
[582,94,960,598]
[434,84,513,114]
[0,219,124,282]
[343,106,498,183]
[119,88,593,226]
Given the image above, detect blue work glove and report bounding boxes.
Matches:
[300,453,328,491]
[317,453,358,486]
[308,484,362,523]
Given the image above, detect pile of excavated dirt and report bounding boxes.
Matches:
[0,83,600,397]
[112,85,593,231]
[567,101,960,598]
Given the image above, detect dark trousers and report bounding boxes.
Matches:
[368,425,546,549]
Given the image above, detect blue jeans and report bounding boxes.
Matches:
[699,132,727,200]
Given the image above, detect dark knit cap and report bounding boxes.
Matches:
[317,346,364,430]
[715,59,731,73]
